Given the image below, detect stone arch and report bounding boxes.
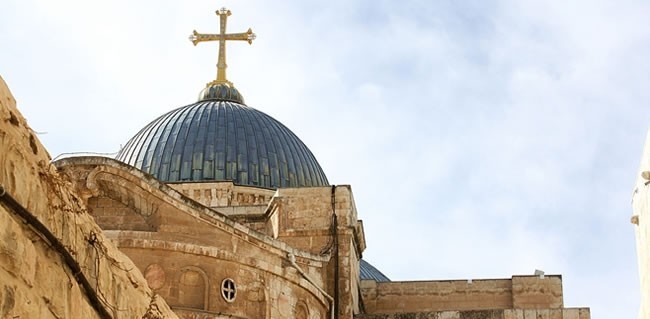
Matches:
[175,266,209,310]
[295,300,309,319]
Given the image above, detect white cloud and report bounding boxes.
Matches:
[1,0,647,317]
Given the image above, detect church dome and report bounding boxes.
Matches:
[360,259,390,282]
[116,99,329,188]
[117,8,327,189]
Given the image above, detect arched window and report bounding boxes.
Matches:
[176,266,209,310]
[295,301,309,319]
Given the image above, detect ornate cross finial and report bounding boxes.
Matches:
[189,7,256,86]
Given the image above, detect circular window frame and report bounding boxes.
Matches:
[221,278,237,303]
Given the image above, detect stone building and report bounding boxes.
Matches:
[1,7,590,319]
[0,75,178,319]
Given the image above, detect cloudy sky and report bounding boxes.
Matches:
[1,0,648,317]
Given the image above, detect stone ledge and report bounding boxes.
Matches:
[355,307,590,319]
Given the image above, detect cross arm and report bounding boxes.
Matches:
[189,28,256,46]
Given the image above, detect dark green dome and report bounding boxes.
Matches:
[198,83,245,104]
[360,259,390,282]
[116,100,328,188]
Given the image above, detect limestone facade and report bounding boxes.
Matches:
[360,276,579,314]
[0,72,591,319]
[55,157,333,319]
[0,76,177,319]
[53,157,590,318]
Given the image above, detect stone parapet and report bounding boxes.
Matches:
[361,275,564,315]
[168,181,276,208]
[355,308,590,319]
[512,275,562,309]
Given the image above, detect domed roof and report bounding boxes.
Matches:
[116,99,328,188]
[360,259,390,282]
[117,8,327,189]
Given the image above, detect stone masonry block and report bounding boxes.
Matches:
[562,308,579,319]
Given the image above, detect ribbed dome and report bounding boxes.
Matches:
[360,259,390,282]
[116,100,328,188]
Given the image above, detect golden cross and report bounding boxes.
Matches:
[189,7,256,86]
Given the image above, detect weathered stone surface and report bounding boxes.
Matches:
[511,276,563,309]
[361,278,513,313]
[56,156,333,319]
[355,308,590,319]
[360,275,584,318]
[0,69,592,319]
[0,75,178,319]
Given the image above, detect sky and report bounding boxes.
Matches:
[1,0,648,317]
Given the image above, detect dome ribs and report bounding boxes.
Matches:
[232,102,249,185]
[202,102,219,180]
[247,106,274,187]
[240,105,260,186]
[247,106,275,188]
[167,105,200,181]
[156,105,195,181]
[117,100,328,189]
[213,102,227,180]
[223,102,237,181]
[180,103,207,181]
[147,107,186,179]
[253,108,291,188]
[140,108,180,174]
[263,114,304,187]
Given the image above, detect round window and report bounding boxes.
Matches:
[221,278,236,302]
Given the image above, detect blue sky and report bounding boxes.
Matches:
[1,0,648,317]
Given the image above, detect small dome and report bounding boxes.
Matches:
[116,100,328,188]
[360,259,390,282]
[198,82,245,104]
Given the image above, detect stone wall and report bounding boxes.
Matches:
[0,75,178,318]
[55,157,333,319]
[272,185,367,318]
[355,308,590,319]
[169,181,275,209]
[361,276,563,314]
[89,196,156,231]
